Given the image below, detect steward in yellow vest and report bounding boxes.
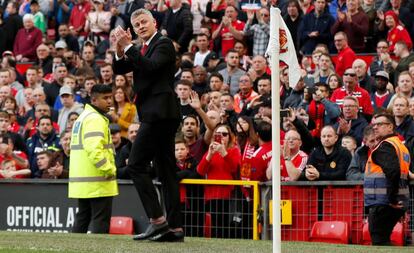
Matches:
[364,113,409,245]
[69,84,118,233]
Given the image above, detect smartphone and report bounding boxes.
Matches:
[214,134,222,143]
[280,109,290,118]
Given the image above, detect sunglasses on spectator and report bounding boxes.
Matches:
[216,132,229,137]
[344,72,356,77]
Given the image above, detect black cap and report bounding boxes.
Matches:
[30,0,39,5]
[109,123,121,134]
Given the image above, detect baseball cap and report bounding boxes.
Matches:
[93,0,104,3]
[55,40,68,49]
[375,71,389,81]
[109,123,121,134]
[59,86,73,96]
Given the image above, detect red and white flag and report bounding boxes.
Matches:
[265,7,301,88]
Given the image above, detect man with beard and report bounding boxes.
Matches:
[371,71,393,110]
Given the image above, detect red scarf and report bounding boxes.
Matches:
[308,100,325,137]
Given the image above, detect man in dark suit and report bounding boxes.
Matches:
[112,9,183,242]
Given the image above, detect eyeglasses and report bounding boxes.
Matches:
[377,46,388,49]
[284,138,299,141]
[372,122,391,127]
[343,105,358,108]
[216,132,229,137]
[260,14,269,17]
[239,79,250,83]
[344,73,356,77]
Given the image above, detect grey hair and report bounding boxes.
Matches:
[130,9,154,23]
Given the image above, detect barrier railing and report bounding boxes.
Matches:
[260,181,414,245]
[181,179,260,240]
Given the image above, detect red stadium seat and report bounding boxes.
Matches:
[309,221,349,244]
[109,216,134,235]
[362,220,405,246]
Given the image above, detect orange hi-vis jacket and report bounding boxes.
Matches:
[364,136,410,208]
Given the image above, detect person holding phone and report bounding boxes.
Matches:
[197,124,241,238]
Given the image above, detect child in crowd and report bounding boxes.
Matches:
[0,159,30,179]
[342,135,357,156]
[175,139,202,236]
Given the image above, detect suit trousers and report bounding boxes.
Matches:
[368,205,405,245]
[127,119,182,229]
[72,196,113,233]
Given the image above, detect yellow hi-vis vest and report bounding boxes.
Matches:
[68,104,119,198]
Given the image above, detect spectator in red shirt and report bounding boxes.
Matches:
[267,129,308,181]
[331,68,373,119]
[384,10,413,52]
[333,31,356,77]
[197,124,240,238]
[212,5,245,57]
[0,133,30,179]
[69,0,92,45]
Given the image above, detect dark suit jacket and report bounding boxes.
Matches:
[113,32,181,123]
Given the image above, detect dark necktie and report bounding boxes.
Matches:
[141,44,148,55]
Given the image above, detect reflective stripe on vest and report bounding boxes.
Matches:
[95,158,107,168]
[364,136,410,207]
[69,175,116,182]
[364,188,410,195]
[70,111,113,152]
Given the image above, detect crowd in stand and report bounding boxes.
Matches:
[0,0,414,212]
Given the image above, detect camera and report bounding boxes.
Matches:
[280,109,291,118]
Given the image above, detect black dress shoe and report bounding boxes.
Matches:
[149,230,185,242]
[133,222,169,241]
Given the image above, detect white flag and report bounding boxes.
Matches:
[265,7,301,88]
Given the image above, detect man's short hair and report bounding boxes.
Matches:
[335,31,348,41]
[256,121,272,142]
[226,49,239,57]
[221,93,234,101]
[343,96,359,106]
[395,40,408,50]
[130,8,154,22]
[38,115,53,125]
[363,124,374,137]
[373,113,396,128]
[90,84,113,98]
[182,114,199,127]
[209,72,224,82]
[0,110,10,120]
[175,79,193,88]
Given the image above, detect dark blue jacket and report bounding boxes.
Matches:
[298,10,335,54]
[26,131,61,178]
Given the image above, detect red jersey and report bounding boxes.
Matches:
[335,46,356,77]
[388,25,413,52]
[330,86,374,115]
[220,20,245,56]
[281,150,308,181]
[69,2,92,36]
[250,142,272,182]
[0,151,29,179]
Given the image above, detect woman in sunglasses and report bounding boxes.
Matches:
[197,124,241,238]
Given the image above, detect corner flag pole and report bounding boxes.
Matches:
[270,7,281,253]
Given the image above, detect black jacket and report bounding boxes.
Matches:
[346,145,369,181]
[300,143,352,181]
[114,32,181,123]
[396,115,414,172]
[333,116,368,146]
[160,5,193,54]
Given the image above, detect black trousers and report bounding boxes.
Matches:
[72,196,113,233]
[368,205,405,245]
[127,119,182,229]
